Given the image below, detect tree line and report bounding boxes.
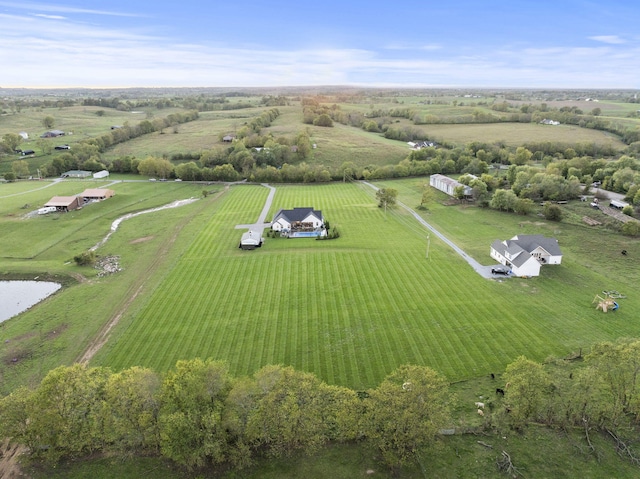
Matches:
[0,361,451,470]
[4,339,640,472]
[500,339,640,465]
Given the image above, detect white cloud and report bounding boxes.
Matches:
[384,42,441,51]
[33,14,66,20]
[0,12,638,88]
[589,35,626,44]
[0,1,145,17]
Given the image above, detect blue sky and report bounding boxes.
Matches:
[1,0,638,88]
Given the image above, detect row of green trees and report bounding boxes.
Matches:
[34,111,200,177]
[0,362,451,470]
[502,339,640,452]
[4,339,640,471]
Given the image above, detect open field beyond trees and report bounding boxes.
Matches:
[2,91,637,178]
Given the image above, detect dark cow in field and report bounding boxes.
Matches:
[496,388,505,396]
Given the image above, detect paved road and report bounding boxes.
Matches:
[362,181,497,279]
[234,183,276,236]
[0,178,62,198]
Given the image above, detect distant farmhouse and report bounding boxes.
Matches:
[490,234,562,277]
[271,207,326,238]
[44,196,82,212]
[408,140,437,149]
[540,119,560,126]
[61,170,91,178]
[41,130,65,138]
[429,174,473,198]
[80,188,115,202]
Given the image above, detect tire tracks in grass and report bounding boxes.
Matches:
[76,187,229,364]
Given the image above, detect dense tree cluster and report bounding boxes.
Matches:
[5,339,640,471]
[501,339,640,455]
[0,361,451,470]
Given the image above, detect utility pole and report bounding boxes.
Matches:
[426,234,431,259]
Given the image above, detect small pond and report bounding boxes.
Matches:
[0,281,61,323]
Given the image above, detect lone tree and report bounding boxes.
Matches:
[42,116,55,129]
[2,133,22,152]
[419,185,434,209]
[376,188,398,211]
[12,160,30,178]
[543,202,563,221]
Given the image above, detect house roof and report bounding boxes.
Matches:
[511,235,562,256]
[241,230,262,244]
[80,188,114,198]
[491,239,531,268]
[45,196,79,207]
[62,170,92,177]
[273,207,323,223]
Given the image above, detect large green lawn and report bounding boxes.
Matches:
[92,182,640,389]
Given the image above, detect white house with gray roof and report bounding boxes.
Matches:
[271,207,326,237]
[490,234,562,277]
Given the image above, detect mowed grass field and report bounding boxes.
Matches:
[93,182,640,389]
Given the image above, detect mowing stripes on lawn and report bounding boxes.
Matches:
[95,182,638,388]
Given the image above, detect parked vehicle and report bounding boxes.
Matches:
[38,206,57,215]
[491,267,510,275]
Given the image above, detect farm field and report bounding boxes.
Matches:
[0,179,214,393]
[0,179,201,260]
[101,106,272,161]
[0,105,188,142]
[102,104,411,168]
[416,122,626,148]
[91,181,640,389]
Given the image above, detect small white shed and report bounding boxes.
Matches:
[239,230,264,250]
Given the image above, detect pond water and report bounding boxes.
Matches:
[0,281,61,323]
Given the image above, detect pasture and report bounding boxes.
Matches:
[0,179,212,392]
[2,94,632,179]
[414,122,626,148]
[101,107,270,161]
[103,104,411,168]
[87,181,640,389]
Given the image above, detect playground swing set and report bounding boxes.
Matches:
[593,290,626,313]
